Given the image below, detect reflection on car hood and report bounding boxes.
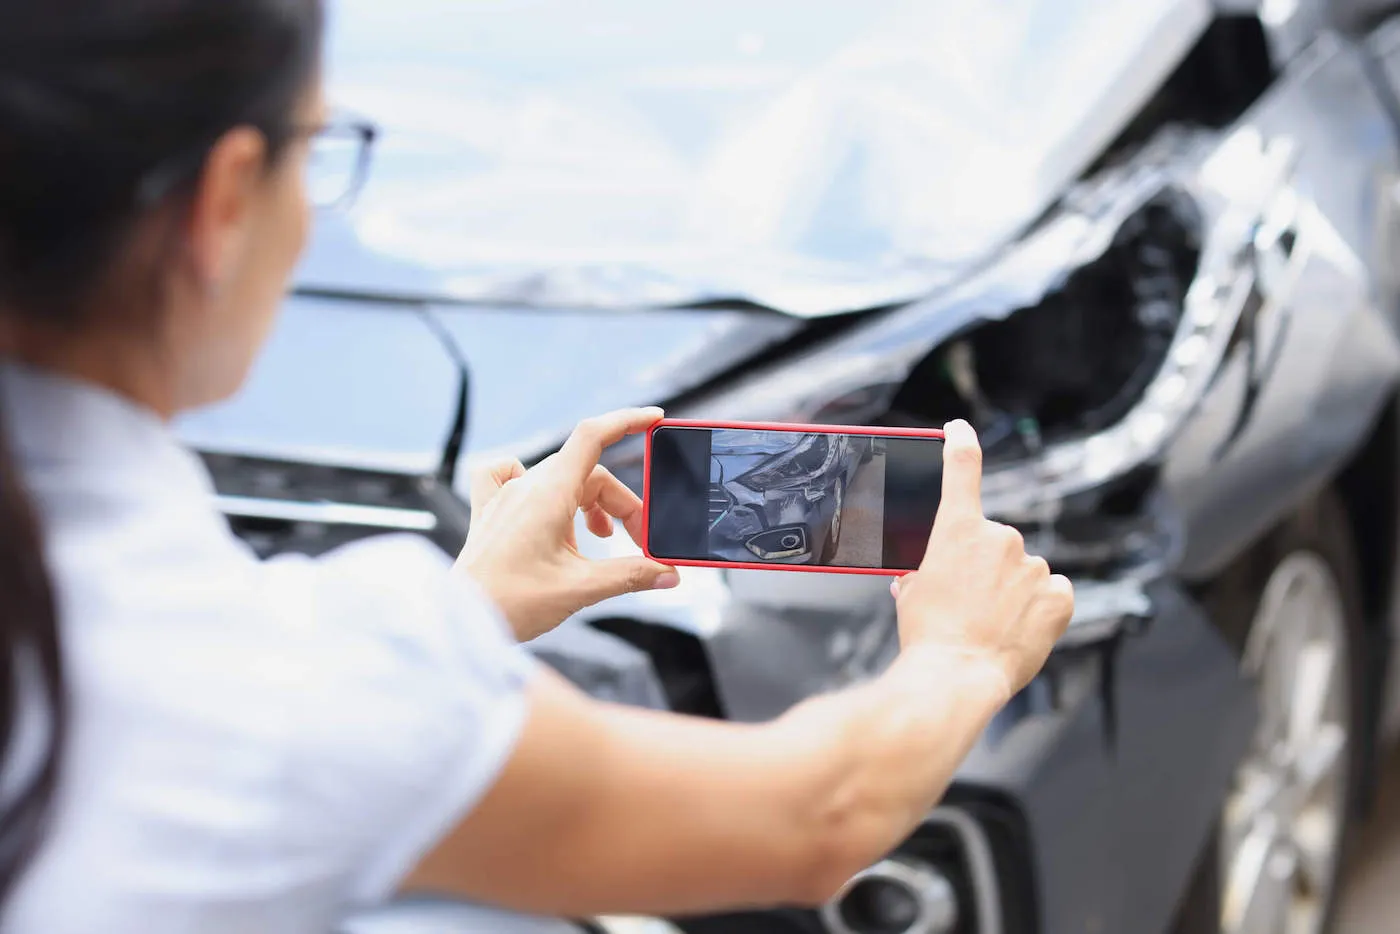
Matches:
[300,0,1210,317]
[178,297,801,476]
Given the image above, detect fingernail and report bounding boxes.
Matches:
[889,578,901,599]
[644,406,665,418]
[653,570,680,589]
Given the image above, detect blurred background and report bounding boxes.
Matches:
[185,1,1400,931]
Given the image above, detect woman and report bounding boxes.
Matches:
[0,2,1073,932]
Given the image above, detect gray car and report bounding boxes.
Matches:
[708,432,870,564]
[180,1,1400,933]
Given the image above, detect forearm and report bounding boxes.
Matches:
[555,647,1007,908]
[407,654,1008,916]
[771,645,1010,898]
[406,673,809,915]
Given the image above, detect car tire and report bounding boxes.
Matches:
[819,480,846,563]
[1170,489,1368,934]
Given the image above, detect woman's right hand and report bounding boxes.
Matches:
[892,419,1073,701]
[413,417,1075,917]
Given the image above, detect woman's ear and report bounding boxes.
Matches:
[184,127,268,298]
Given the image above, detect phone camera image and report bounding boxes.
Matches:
[646,424,943,573]
[708,429,885,567]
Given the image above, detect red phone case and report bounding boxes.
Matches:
[641,418,945,576]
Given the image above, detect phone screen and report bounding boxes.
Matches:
[646,425,944,571]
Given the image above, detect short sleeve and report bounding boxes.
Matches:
[260,534,537,908]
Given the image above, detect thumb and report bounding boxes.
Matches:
[469,458,527,511]
[936,419,984,525]
[578,557,680,605]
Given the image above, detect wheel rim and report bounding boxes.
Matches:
[1220,552,1349,934]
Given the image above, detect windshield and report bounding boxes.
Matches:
[316,0,1205,315]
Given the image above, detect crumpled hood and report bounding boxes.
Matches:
[298,0,1211,317]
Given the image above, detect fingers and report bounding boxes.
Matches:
[1041,574,1075,629]
[580,465,647,546]
[560,407,665,485]
[584,504,614,539]
[469,458,527,510]
[577,556,680,606]
[1023,573,1074,658]
[936,419,984,524]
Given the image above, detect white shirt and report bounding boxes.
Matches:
[0,364,536,934]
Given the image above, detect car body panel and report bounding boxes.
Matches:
[176,296,800,485]
[175,295,463,474]
[707,488,831,565]
[1160,33,1400,580]
[422,305,801,493]
[1345,14,1400,747]
[957,582,1254,934]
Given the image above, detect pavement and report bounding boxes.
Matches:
[1338,744,1400,930]
[831,450,886,567]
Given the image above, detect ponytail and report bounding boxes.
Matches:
[0,386,65,900]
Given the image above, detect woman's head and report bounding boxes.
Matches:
[0,0,325,903]
[0,0,326,412]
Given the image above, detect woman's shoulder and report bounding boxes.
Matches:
[250,535,539,898]
[264,533,524,669]
[29,531,536,925]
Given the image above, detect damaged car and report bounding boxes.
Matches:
[179,0,1400,932]
[708,431,872,565]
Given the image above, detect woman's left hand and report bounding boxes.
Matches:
[455,408,680,641]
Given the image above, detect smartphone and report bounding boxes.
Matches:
[642,419,945,574]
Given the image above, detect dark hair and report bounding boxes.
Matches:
[0,0,324,901]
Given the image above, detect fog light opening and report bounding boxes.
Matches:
[743,525,809,560]
[822,859,958,934]
[840,878,920,934]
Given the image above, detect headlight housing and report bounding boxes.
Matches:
[649,129,1300,528]
[736,433,834,488]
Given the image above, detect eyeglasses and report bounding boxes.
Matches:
[135,117,379,212]
[302,119,378,211]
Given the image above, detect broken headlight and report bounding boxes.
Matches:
[736,434,834,489]
[887,190,1201,467]
[669,148,1274,535]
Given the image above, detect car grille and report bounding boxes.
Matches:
[708,482,733,528]
[200,452,470,558]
